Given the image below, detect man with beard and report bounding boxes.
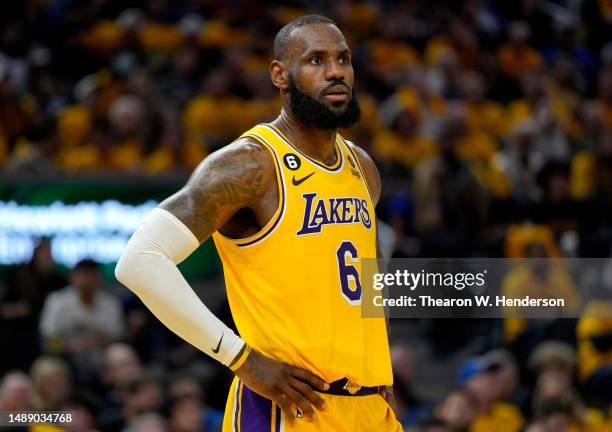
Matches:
[116,15,400,431]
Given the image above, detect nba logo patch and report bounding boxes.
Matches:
[347,155,360,178]
[348,155,356,168]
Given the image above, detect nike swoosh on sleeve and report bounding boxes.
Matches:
[212,334,223,353]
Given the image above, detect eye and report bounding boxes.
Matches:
[339,54,351,64]
[309,56,322,65]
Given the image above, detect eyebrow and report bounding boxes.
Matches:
[302,47,352,58]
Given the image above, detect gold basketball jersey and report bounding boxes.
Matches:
[213,124,393,387]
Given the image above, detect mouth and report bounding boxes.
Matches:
[325,92,349,103]
[324,85,350,103]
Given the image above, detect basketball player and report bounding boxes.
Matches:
[116,15,401,431]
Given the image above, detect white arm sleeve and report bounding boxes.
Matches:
[115,208,245,366]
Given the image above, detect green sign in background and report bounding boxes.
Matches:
[0,177,221,282]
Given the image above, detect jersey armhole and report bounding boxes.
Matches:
[338,136,375,204]
[214,134,286,248]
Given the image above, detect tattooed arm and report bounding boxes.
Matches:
[116,138,328,424]
[159,138,272,241]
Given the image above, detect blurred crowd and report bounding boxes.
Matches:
[1,242,232,432]
[4,244,612,431]
[2,0,612,431]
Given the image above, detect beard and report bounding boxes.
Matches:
[288,78,361,130]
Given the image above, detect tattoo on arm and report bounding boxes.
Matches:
[160,139,272,242]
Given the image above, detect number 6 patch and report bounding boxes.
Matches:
[283,153,301,170]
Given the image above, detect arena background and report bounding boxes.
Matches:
[1,1,612,431]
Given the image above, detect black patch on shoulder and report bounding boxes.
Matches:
[283,153,301,171]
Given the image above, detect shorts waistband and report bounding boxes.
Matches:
[318,378,383,396]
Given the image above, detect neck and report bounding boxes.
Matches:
[77,290,94,306]
[273,108,338,165]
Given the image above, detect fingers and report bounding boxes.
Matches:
[290,367,330,391]
[283,385,317,422]
[289,377,327,410]
[276,393,296,426]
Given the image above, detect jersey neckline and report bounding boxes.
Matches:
[263,124,344,172]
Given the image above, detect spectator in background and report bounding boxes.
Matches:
[166,373,223,432]
[502,240,581,365]
[499,119,543,202]
[569,103,605,200]
[30,356,71,411]
[99,370,163,432]
[435,388,477,431]
[124,413,167,432]
[103,343,142,391]
[61,392,98,432]
[497,21,543,86]
[373,87,437,173]
[0,370,32,411]
[542,18,597,90]
[100,343,142,417]
[167,395,211,432]
[525,396,577,432]
[528,382,608,431]
[54,104,96,171]
[528,341,576,397]
[576,300,612,409]
[535,160,577,233]
[526,344,600,430]
[0,239,67,373]
[531,97,572,164]
[39,259,124,384]
[106,94,148,171]
[42,391,102,432]
[414,105,486,255]
[389,344,432,428]
[458,352,525,432]
[460,71,506,140]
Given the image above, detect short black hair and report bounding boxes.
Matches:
[273,15,337,60]
[72,258,99,272]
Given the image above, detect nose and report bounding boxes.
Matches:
[325,59,345,81]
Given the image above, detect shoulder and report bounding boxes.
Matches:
[42,287,73,311]
[47,287,72,302]
[183,136,277,205]
[344,139,381,205]
[159,135,278,241]
[194,136,275,179]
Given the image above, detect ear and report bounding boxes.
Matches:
[270,60,288,90]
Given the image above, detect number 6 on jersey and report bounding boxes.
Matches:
[336,240,362,305]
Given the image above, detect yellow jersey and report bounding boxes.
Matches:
[213,124,392,387]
